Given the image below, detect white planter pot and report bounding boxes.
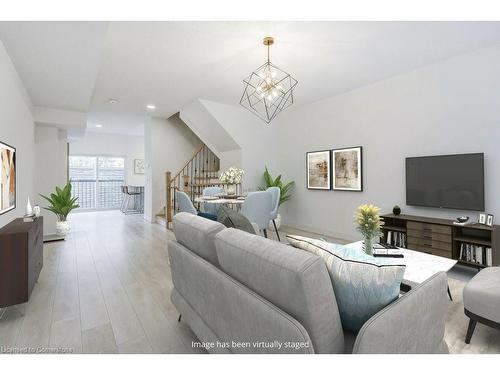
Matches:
[56,221,71,237]
[269,213,282,230]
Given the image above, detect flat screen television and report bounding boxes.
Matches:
[406,153,484,211]
[0,141,16,215]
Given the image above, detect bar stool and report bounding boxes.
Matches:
[123,186,142,214]
[120,186,128,212]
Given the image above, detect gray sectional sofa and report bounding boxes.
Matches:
[168,212,449,354]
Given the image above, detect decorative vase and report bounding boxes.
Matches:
[393,206,401,216]
[56,221,71,237]
[227,184,236,196]
[363,236,374,256]
[268,213,282,230]
[26,197,33,216]
[33,205,41,218]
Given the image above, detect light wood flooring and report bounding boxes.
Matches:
[0,210,499,354]
[0,210,203,354]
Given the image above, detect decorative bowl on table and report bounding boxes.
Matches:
[456,216,469,223]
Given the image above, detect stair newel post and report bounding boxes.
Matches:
[166,171,172,226]
[204,145,208,180]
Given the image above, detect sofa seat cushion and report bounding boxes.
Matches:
[172,212,226,267]
[287,235,405,332]
[463,266,500,323]
[215,228,345,354]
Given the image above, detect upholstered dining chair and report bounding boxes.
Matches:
[241,191,272,238]
[266,186,281,241]
[202,186,224,216]
[175,190,217,220]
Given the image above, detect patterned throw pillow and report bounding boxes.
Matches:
[286,235,405,332]
[217,206,256,235]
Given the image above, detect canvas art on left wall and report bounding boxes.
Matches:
[0,141,16,215]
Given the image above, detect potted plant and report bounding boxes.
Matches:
[354,204,384,256]
[259,166,295,229]
[40,182,79,237]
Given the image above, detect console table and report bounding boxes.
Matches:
[381,214,499,269]
[0,217,43,309]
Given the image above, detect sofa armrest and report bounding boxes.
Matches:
[352,272,449,354]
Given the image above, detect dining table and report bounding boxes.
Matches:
[194,196,246,211]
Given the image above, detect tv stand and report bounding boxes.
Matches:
[381,214,499,269]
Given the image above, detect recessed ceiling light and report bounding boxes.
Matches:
[146,104,156,110]
[95,124,103,128]
[108,99,118,104]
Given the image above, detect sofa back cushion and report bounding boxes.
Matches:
[173,212,226,267]
[215,228,345,354]
[287,235,405,332]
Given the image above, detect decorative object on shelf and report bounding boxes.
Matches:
[134,159,144,174]
[487,214,494,227]
[0,141,16,216]
[219,167,244,196]
[479,213,487,225]
[25,196,33,216]
[33,205,41,218]
[40,182,79,237]
[23,214,35,223]
[306,150,331,190]
[453,216,470,226]
[332,146,363,191]
[355,204,384,256]
[258,166,295,231]
[240,36,298,124]
[392,205,401,216]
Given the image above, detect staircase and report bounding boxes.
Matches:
[159,144,241,227]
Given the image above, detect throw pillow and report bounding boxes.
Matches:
[217,206,256,235]
[287,234,405,332]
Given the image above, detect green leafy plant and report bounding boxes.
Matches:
[40,182,79,222]
[259,166,295,206]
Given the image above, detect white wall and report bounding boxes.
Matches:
[0,39,35,229]
[70,132,145,186]
[144,114,201,222]
[201,100,281,191]
[34,125,67,234]
[276,44,500,241]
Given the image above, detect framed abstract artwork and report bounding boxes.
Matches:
[332,146,363,191]
[0,141,16,215]
[134,159,145,174]
[306,150,331,190]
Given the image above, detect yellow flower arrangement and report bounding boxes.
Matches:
[354,204,384,249]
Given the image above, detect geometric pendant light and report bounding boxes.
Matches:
[239,37,298,123]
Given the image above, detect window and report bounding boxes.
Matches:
[69,155,125,210]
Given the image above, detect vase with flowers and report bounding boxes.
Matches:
[354,204,384,256]
[219,167,244,196]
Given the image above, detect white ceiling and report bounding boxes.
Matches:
[86,111,146,136]
[2,21,500,134]
[0,21,108,112]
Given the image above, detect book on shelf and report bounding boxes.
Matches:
[385,230,406,248]
[459,242,492,267]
